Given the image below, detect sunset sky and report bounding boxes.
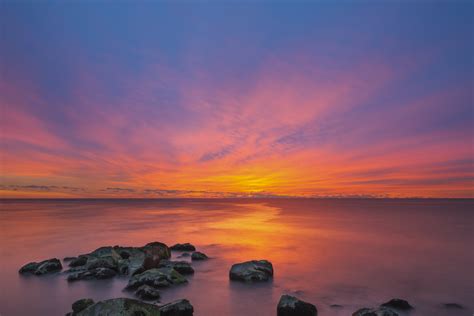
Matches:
[1,1,473,198]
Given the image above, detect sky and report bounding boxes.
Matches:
[1,0,473,198]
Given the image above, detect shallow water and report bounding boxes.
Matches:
[0,198,473,316]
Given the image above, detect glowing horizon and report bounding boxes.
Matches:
[1,1,473,198]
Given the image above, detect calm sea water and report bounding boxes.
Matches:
[0,199,473,316]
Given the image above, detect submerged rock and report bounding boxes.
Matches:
[126,267,187,290]
[381,299,413,310]
[74,298,161,316]
[178,253,191,258]
[72,298,95,314]
[19,258,62,275]
[353,307,398,316]
[277,295,317,316]
[191,252,208,260]
[159,260,194,275]
[443,303,464,309]
[229,260,273,282]
[170,243,196,251]
[135,285,161,300]
[159,299,194,316]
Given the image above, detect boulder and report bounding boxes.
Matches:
[19,258,62,275]
[72,298,95,314]
[159,260,194,275]
[159,299,194,316]
[353,307,398,316]
[170,243,196,251]
[277,295,317,316]
[135,285,161,300]
[381,299,413,310]
[126,267,187,290]
[74,298,161,316]
[191,252,208,260]
[229,260,273,282]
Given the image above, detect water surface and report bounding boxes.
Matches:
[0,199,473,315]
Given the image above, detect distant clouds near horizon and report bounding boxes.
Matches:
[1,1,473,198]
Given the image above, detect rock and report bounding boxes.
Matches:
[19,258,62,275]
[135,285,161,300]
[443,303,464,309]
[74,298,161,316]
[85,256,118,271]
[159,299,193,316]
[229,260,273,282]
[72,298,95,313]
[381,299,413,310]
[69,256,88,267]
[191,252,208,260]
[330,304,343,308]
[64,257,77,262]
[159,260,194,275]
[67,268,116,281]
[277,295,317,316]
[126,267,187,290]
[353,307,398,316]
[178,253,191,258]
[170,243,196,251]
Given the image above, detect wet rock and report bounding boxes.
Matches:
[159,299,194,316]
[191,252,208,260]
[381,299,413,310]
[330,304,343,308]
[170,243,196,251]
[72,298,95,314]
[229,260,273,282]
[126,267,187,290]
[159,260,194,275]
[85,256,118,271]
[69,256,88,267]
[74,298,161,316]
[277,295,317,316]
[19,258,62,275]
[352,307,398,316]
[135,285,161,300]
[443,303,464,309]
[67,267,116,281]
[178,253,191,258]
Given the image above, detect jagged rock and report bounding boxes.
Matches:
[72,298,95,314]
[170,243,196,251]
[126,267,187,290]
[159,260,194,275]
[74,298,161,316]
[159,299,194,316]
[381,299,413,310]
[19,258,62,275]
[229,260,273,282]
[191,252,208,260]
[135,285,161,300]
[277,295,317,316]
[353,307,398,316]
